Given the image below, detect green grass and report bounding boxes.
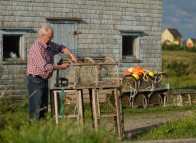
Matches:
[162,50,196,89]
[132,113,196,141]
[0,101,117,143]
[123,105,196,115]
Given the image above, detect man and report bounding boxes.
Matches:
[26,25,77,121]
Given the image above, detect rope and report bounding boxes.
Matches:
[156,72,164,83]
[127,83,137,98]
[142,70,149,81]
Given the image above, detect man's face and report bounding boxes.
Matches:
[43,30,54,44]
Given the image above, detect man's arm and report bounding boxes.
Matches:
[53,63,69,70]
[63,48,78,63]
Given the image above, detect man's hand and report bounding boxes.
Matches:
[70,55,78,63]
[59,63,70,70]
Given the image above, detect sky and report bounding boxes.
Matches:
[163,0,196,40]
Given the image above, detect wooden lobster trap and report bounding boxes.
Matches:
[51,56,123,137]
[120,72,169,108]
[55,56,120,89]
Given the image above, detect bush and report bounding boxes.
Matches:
[162,45,196,52]
[166,61,190,77]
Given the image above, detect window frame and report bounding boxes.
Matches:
[0,29,27,64]
[121,31,144,63]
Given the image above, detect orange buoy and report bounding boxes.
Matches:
[123,70,131,75]
[130,66,144,76]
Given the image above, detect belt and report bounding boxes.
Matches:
[28,74,45,80]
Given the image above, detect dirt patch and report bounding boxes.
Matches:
[123,110,194,138]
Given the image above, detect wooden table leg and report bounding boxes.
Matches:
[54,91,59,124]
[89,89,94,127]
[92,88,99,131]
[78,89,84,125]
[114,88,123,138]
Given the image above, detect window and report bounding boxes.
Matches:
[121,31,146,62]
[123,36,136,56]
[122,35,140,62]
[3,34,22,60]
[1,30,27,63]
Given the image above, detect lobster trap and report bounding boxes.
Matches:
[120,72,169,108]
[55,56,120,89]
[50,89,84,124]
[51,56,123,137]
[163,89,196,106]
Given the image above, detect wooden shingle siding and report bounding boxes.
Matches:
[0,0,162,96]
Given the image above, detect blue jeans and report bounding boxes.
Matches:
[27,76,48,121]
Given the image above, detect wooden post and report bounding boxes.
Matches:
[114,88,123,138]
[89,89,94,127]
[77,89,84,125]
[92,88,99,131]
[54,91,59,124]
[188,94,192,105]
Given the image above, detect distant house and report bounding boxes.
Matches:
[162,28,183,46]
[186,38,196,47]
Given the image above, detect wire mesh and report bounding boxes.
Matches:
[98,89,118,132]
[57,56,119,88]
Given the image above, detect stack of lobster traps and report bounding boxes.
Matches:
[120,67,170,108]
[50,54,123,137]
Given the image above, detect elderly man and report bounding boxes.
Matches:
[26,25,77,121]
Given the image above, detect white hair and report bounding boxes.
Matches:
[38,25,53,36]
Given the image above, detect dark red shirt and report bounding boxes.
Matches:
[27,39,64,79]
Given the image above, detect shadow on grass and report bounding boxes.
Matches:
[123,124,161,140]
[179,86,196,90]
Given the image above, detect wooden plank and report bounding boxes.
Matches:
[92,89,99,131]
[114,88,123,138]
[69,62,117,66]
[54,91,59,124]
[78,90,84,125]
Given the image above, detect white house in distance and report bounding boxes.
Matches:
[162,28,183,46]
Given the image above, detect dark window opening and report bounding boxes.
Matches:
[3,35,21,60]
[122,36,135,56]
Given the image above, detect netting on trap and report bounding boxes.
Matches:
[56,56,120,89]
[50,90,78,121]
[164,89,196,106]
[97,89,118,132]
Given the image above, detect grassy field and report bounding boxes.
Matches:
[162,50,196,89]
